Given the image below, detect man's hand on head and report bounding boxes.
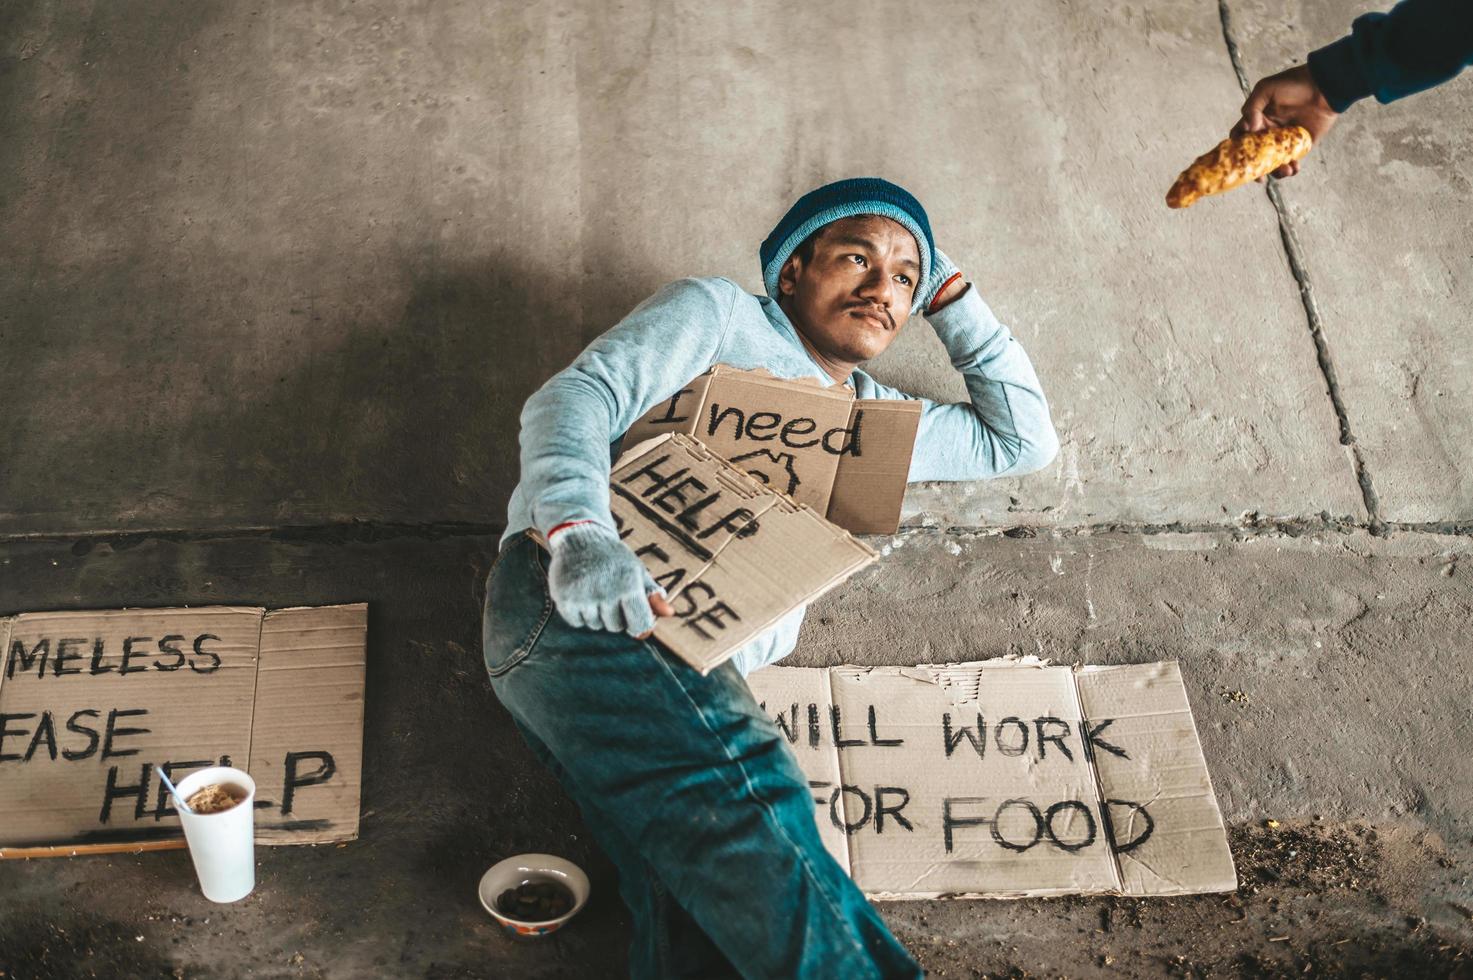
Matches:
[546,522,673,638]
[1233,64,1340,180]
[929,273,968,312]
[920,248,967,315]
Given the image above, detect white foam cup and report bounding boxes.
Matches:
[173,766,257,903]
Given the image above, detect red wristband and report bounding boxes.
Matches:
[547,519,596,541]
[926,272,965,314]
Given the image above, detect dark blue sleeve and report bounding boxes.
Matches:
[1306,0,1473,112]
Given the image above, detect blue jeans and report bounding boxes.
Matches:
[482,532,921,980]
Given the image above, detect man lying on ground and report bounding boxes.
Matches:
[483,177,1059,979]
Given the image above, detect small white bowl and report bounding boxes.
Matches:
[477,853,590,939]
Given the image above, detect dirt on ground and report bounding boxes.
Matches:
[894,821,1473,980]
[2,821,1470,979]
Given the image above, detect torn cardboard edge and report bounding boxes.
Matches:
[622,365,923,535]
[550,432,878,675]
[0,603,367,857]
[746,659,1237,899]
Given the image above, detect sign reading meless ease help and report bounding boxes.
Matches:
[746,659,1238,899]
[0,604,366,855]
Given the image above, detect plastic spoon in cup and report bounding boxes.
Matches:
[154,766,193,815]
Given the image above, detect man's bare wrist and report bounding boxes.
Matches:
[928,277,969,314]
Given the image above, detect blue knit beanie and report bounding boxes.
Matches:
[760,177,934,313]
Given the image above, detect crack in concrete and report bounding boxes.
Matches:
[6,514,1472,554]
[1215,0,1252,92]
[914,517,1473,541]
[1215,0,1386,535]
[0,520,506,551]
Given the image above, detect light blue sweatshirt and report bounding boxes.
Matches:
[504,276,1059,674]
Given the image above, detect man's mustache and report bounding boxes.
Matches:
[845,303,895,329]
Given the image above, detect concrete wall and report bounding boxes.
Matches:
[11,0,1460,538]
[5,0,1473,974]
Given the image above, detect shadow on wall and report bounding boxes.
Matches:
[3,242,669,533]
[288,248,667,528]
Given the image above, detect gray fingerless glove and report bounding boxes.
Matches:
[547,523,663,636]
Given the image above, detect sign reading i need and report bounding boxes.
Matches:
[621,365,923,536]
[0,604,366,855]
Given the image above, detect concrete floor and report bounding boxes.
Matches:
[3,0,1472,977]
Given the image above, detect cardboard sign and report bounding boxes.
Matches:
[746,660,1237,898]
[0,604,366,856]
[622,366,922,535]
[604,433,877,674]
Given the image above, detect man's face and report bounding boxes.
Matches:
[777,215,920,365]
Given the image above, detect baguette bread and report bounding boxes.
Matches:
[1167,126,1313,209]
